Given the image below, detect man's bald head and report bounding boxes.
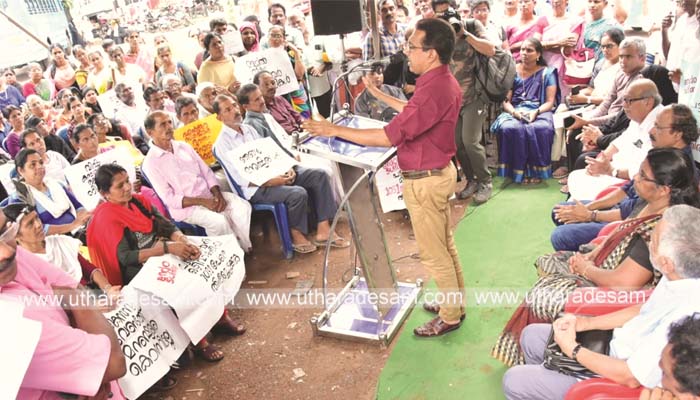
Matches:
[623,79,661,123]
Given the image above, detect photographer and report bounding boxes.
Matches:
[432,0,498,204]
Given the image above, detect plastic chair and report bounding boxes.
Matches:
[139,168,207,237]
[212,147,294,259]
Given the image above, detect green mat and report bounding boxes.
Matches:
[376,178,565,400]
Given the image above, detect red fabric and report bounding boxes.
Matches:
[384,65,461,171]
[594,181,629,201]
[565,378,643,400]
[87,194,154,286]
[590,220,623,245]
[592,214,659,266]
[564,287,653,315]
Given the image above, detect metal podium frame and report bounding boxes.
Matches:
[299,112,422,345]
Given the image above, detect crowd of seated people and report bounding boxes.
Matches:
[3,0,700,397]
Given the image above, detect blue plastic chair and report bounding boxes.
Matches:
[139,168,207,237]
[212,147,294,259]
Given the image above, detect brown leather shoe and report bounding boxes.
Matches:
[422,302,466,321]
[413,316,462,337]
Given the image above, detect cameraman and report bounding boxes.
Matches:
[433,0,498,204]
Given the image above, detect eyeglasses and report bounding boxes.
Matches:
[269,33,284,38]
[403,42,432,52]
[637,169,659,185]
[471,7,489,14]
[622,96,649,105]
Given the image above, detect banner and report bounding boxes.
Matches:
[99,140,145,166]
[374,156,406,213]
[104,287,189,400]
[0,300,42,400]
[96,90,121,119]
[173,114,223,166]
[226,137,297,186]
[64,147,137,211]
[129,235,246,343]
[222,30,245,55]
[0,162,15,197]
[678,58,700,161]
[234,48,299,96]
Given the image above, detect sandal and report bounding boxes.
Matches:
[195,343,224,362]
[552,166,569,179]
[151,375,177,392]
[558,177,568,185]
[292,242,317,254]
[413,316,462,337]
[214,314,247,336]
[530,178,542,185]
[312,237,351,248]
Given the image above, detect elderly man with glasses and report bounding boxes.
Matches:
[567,79,664,201]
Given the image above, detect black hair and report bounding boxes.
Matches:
[268,3,286,20]
[431,0,450,10]
[414,18,455,65]
[95,164,127,194]
[469,0,491,11]
[203,32,222,51]
[237,84,259,105]
[2,105,21,120]
[209,18,228,30]
[252,70,271,85]
[101,39,114,51]
[71,123,93,144]
[82,86,97,99]
[14,148,39,170]
[143,85,160,103]
[25,116,43,129]
[65,95,81,111]
[108,46,124,58]
[602,27,625,46]
[670,104,700,145]
[175,96,197,117]
[19,129,40,148]
[646,148,700,208]
[2,202,35,223]
[144,111,168,131]
[667,315,700,396]
[212,94,236,114]
[49,43,65,58]
[523,37,547,66]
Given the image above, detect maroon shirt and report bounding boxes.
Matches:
[384,64,461,171]
[267,96,304,134]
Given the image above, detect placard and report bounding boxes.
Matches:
[128,235,246,343]
[222,30,245,55]
[63,147,137,211]
[96,90,121,119]
[226,137,298,187]
[678,58,700,162]
[0,162,15,197]
[374,156,406,213]
[104,287,189,400]
[98,140,145,166]
[0,300,42,400]
[234,48,299,96]
[173,114,223,166]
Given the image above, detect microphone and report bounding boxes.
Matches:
[360,55,394,67]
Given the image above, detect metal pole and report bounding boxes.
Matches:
[0,9,51,50]
[366,0,381,61]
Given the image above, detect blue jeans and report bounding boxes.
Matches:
[550,201,607,251]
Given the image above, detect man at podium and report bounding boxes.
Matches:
[303,18,465,338]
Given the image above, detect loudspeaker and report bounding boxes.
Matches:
[310,0,363,35]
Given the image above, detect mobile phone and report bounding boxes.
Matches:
[571,86,581,96]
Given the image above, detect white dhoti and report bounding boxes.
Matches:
[568,169,626,201]
[182,192,253,250]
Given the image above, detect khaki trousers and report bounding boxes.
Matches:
[402,162,465,322]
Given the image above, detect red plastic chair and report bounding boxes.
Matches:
[565,378,643,400]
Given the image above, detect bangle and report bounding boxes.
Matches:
[163,240,168,254]
[571,343,583,361]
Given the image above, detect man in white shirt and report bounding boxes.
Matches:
[663,0,699,75]
[568,79,663,201]
[212,92,347,254]
[503,204,700,400]
[113,83,149,140]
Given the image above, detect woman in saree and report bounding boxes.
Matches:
[541,0,582,98]
[583,0,621,62]
[492,38,559,184]
[87,164,245,362]
[492,148,700,366]
[3,202,120,301]
[506,0,548,63]
[267,25,311,119]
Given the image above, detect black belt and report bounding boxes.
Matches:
[401,168,444,180]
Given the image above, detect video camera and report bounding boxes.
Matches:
[438,7,463,33]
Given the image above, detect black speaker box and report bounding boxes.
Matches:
[310,0,363,35]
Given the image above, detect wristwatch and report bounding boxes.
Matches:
[571,343,584,361]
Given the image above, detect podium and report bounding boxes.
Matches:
[299,112,422,344]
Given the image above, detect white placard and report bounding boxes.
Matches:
[234,48,299,96]
[678,58,700,162]
[63,147,137,211]
[0,162,15,196]
[104,287,189,400]
[222,30,245,55]
[226,137,298,187]
[96,90,121,120]
[0,299,42,400]
[128,235,246,343]
[374,156,406,213]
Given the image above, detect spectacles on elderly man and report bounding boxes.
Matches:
[622,96,649,105]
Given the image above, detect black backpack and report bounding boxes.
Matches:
[465,19,517,103]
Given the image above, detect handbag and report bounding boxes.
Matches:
[562,22,595,86]
[542,323,613,380]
